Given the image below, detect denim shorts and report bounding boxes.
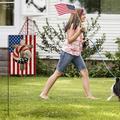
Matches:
[56,51,86,73]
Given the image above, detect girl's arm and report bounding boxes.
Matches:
[67,26,82,44]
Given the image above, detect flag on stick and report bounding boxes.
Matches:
[55,3,75,15]
[8,35,36,75]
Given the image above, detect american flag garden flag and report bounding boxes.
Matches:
[55,3,75,15]
[8,35,36,75]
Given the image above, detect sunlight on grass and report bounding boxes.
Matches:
[102,112,120,117]
[24,83,42,86]
[68,104,93,109]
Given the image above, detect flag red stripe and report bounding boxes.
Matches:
[25,35,28,75]
[55,3,75,15]
[29,35,32,75]
[16,47,19,54]
[13,59,15,75]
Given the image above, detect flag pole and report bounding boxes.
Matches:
[8,48,10,116]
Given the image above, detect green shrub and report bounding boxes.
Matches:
[88,62,112,77]
[36,52,54,76]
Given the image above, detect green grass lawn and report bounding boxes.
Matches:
[0,76,120,120]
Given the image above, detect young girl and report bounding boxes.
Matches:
[40,8,96,100]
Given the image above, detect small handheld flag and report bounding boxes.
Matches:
[55,3,75,16]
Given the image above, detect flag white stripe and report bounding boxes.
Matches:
[15,61,17,75]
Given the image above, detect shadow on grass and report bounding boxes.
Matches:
[20,106,81,119]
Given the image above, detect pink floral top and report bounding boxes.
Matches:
[62,25,84,56]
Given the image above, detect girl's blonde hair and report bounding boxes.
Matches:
[65,8,85,32]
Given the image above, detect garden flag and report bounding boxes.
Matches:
[8,35,36,75]
[55,3,75,15]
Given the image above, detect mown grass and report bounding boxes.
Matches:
[0,76,120,120]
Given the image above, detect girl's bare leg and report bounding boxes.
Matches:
[40,70,62,99]
[80,69,96,99]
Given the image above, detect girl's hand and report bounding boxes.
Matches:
[81,23,86,32]
[81,27,86,32]
[77,25,86,33]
